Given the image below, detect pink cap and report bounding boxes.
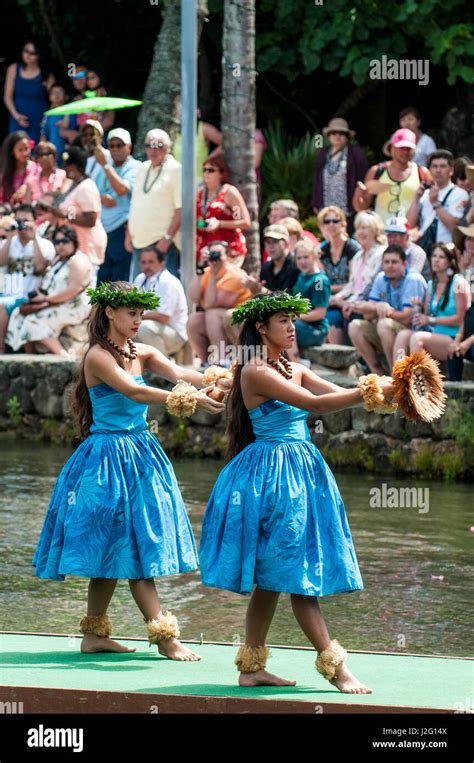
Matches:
[390,128,417,150]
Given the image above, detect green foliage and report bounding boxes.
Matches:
[442,400,474,447]
[86,284,160,311]
[6,396,23,425]
[260,122,318,222]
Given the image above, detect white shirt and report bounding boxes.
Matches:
[418,183,469,243]
[134,268,188,340]
[128,155,182,249]
[0,234,55,297]
[413,133,436,167]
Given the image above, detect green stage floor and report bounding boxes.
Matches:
[1,633,472,713]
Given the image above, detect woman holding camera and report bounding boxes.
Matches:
[195,158,251,267]
[6,224,93,355]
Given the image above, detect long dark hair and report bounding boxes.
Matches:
[72,281,134,441]
[431,243,460,312]
[0,131,30,201]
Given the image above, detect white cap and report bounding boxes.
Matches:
[384,216,408,234]
[83,119,104,136]
[107,128,132,145]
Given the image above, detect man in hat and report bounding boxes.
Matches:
[384,216,430,280]
[78,119,111,185]
[353,128,431,224]
[242,224,300,296]
[94,128,142,283]
[312,118,368,231]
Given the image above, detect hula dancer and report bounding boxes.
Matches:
[33,281,225,661]
[199,292,395,692]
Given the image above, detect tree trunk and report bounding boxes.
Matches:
[135,0,208,160]
[221,0,260,273]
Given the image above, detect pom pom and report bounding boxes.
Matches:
[315,639,347,680]
[146,611,180,643]
[79,614,112,638]
[358,374,398,414]
[235,644,270,673]
[166,380,198,418]
[202,365,234,386]
[392,350,447,422]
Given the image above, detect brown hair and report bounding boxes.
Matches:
[431,243,460,312]
[71,281,134,441]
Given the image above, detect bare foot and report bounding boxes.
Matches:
[80,633,136,654]
[239,669,296,687]
[329,662,372,694]
[157,638,201,661]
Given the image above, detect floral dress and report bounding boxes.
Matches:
[195,185,247,262]
[6,252,92,351]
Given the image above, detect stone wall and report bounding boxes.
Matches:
[0,355,472,480]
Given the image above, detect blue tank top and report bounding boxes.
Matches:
[428,275,463,337]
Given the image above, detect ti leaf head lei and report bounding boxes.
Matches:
[231,291,311,325]
[86,283,160,310]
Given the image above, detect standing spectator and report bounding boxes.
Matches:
[243,224,299,297]
[187,241,252,366]
[318,205,360,344]
[452,156,473,192]
[134,245,188,358]
[77,120,111,186]
[331,211,387,322]
[195,157,250,267]
[83,70,115,132]
[407,150,469,253]
[394,243,469,363]
[348,245,427,373]
[353,129,430,224]
[312,117,368,233]
[127,129,182,280]
[0,131,38,204]
[398,107,436,167]
[0,203,55,352]
[94,128,141,283]
[5,224,92,356]
[3,39,55,145]
[35,146,107,273]
[384,216,430,280]
[30,142,66,198]
[287,238,330,361]
[40,84,69,157]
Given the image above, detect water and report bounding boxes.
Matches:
[0,439,472,657]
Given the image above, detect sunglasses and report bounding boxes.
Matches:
[203,167,219,173]
[323,218,341,224]
[23,48,38,55]
[54,237,72,245]
[145,142,165,149]
[37,151,54,157]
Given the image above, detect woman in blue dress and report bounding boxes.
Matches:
[200,292,395,693]
[33,281,224,660]
[4,40,54,145]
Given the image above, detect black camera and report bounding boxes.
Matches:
[208,249,222,262]
[27,288,48,300]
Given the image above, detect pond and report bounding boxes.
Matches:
[0,439,472,657]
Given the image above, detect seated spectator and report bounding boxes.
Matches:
[312,117,368,233]
[267,197,318,245]
[134,245,188,357]
[318,205,360,343]
[40,84,69,157]
[0,203,55,351]
[187,240,251,366]
[0,202,13,217]
[279,216,303,254]
[95,128,141,283]
[6,224,92,356]
[35,191,58,239]
[393,243,469,364]
[286,238,330,362]
[384,216,430,280]
[447,328,474,381]
[331,211,387,325]
[243,224,300,301]
[35,146,107,274]
[398,107,436,167]
[452,156,472,192]
[353,129,430,224]
[454,222,474,278]
[348,244,427,374]
[0,131,38,205]
[30,141,66,198]
[407,150,469,254]
[196,157,250,267]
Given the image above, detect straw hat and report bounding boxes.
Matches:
[453,222,474,251]
[322,118,356,137]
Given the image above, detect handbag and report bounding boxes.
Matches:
[416,187,455,257]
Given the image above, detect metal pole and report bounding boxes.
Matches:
[181,0,197,299]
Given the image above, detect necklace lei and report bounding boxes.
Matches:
[143,157,167,194]
[201,184,222,217]
[103,335,137,361]
[267,353,293,379]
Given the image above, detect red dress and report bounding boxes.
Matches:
[196,185,247,262]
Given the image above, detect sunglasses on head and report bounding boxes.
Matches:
[145,142,165,149]
[323,218,341,224]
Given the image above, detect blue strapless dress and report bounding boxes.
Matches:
[32,375,198,580]
[199,399,363,597]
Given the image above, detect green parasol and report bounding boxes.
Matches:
[44,97,142,116]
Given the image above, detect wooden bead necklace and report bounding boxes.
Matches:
[103,335,137,361]
[267,353,293,379]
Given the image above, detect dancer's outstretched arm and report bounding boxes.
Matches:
[139,343,206,387]
[299,364,352,396]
